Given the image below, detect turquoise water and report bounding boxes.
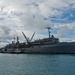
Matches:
[0,54,75,75]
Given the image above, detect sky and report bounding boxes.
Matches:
[0,0,75,46]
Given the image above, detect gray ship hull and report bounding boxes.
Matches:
[23,42,75,54]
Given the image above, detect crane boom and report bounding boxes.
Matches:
[30,32,35,42]
[22,32,30,44]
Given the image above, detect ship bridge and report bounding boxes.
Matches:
[42,35,59,43]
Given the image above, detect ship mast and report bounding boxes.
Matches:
[13,35,15,43]
[46,27,52,38]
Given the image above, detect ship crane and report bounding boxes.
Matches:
[22,32,30,44]
[22,32,35,45]
[30,32,35,42]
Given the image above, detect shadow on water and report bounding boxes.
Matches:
[68,54,75,57]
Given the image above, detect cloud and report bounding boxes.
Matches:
[0,25,10,36]
[0,0,75,44]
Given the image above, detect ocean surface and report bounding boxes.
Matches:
[0,54,75,75]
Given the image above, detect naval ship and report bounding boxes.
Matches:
[1,27,75,54]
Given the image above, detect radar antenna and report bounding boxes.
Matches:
[46,26,52,38]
